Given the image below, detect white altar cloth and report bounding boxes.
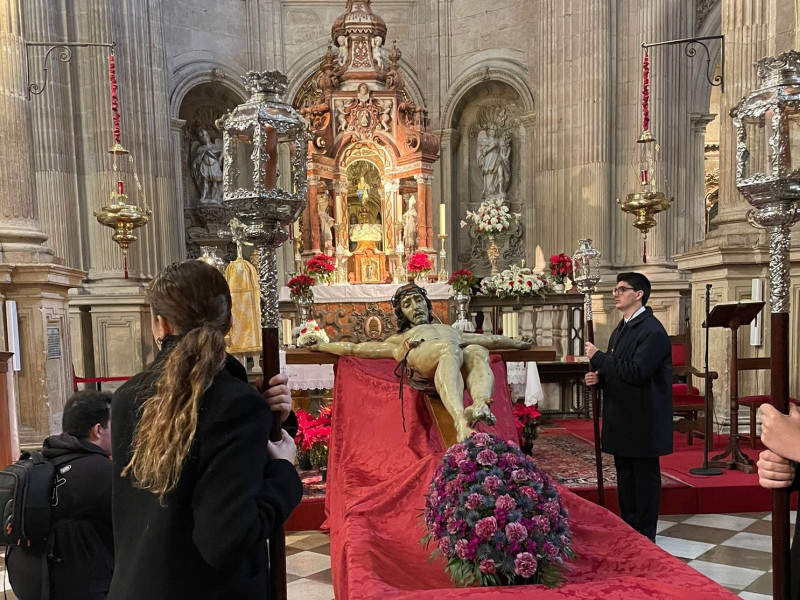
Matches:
[506,362,544,407]
[280,350,335,391]
[279,282,453,304]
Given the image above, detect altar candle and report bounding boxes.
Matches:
[511,313,519,339]
[501,313,508,336]
[439,203,446,236]
[282,319,292,346]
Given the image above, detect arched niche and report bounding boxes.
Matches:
[449,80,526,274]
[177,81,244,259]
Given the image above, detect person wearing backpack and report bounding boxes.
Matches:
[6,390,114,600]
[108,260,302,600]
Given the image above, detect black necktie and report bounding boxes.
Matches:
[610,320,627,353]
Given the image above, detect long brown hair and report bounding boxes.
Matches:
[122,260,232,500]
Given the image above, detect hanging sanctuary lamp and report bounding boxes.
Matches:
[94,51,151,278]
[617,50,673,263]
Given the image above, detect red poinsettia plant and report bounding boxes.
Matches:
[548,253,573,285]
[513,403,542,451]
[287,274,315,302]
[295,406,332,466]
[306,253,336,283]
[407,252,433,275]
[448,268,479,295]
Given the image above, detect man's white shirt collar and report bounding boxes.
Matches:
[625,306,646,324]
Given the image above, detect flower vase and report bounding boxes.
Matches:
[520,441,534,456]
[297,451,312,471]
[553,283,565,294]
[487,236,500,276]
[451,292,475,332]
[293,297,312,324]
[319,464,328,483]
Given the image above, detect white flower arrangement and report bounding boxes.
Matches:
[296,320,330,347]
[460,195,521,239]
[483,264,549,300]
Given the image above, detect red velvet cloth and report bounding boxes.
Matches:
[327,356,737,600]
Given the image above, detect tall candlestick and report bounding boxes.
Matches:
[439,203,446,236]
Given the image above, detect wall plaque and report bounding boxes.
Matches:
[47,326,61,360]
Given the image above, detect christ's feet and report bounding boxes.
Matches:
[464,400,496,427]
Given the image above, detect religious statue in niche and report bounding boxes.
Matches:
[309,282,532,442]
[357,176,371,205]
[318,189,335,249]
[403,194,418,250]
[190,128,224,203]
[477,123,512,199]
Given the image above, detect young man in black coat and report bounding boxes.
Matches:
[7,390,114,600]
[584,272,672,541]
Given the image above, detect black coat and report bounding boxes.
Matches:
[7,433,113,600]
[589,306,673,457]
[108,345,303,600]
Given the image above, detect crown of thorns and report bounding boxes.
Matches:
[390,282,428,307]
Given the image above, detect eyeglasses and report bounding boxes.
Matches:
[612,286,636,295]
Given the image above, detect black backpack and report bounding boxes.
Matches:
[1,451,87,600]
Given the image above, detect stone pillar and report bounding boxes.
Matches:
[0,0,52,264]
[0,1,86,444]
[705,0,770,243]
[517,113,536,264]
[532,0,613,265]
[688,114,717,246]
[24,1,82,268]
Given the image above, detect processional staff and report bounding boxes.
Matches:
[572,239,604,507]
[217,69,310,600]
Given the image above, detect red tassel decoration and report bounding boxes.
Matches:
[642,237,647,264]
[109,55,121,145]
[642,52,650,132]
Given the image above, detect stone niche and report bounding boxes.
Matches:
[451,81,525,276]
[178,82,243,260]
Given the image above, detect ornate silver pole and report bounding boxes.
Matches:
[572,239,603,506]
[734,51,800,600]
[218,69,309,600]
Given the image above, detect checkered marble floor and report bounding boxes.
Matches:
[0,515,790,599]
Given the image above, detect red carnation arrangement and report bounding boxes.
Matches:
[513,403,542,452]
[306,253,336,283]
[448,268,479,295]
[287,274,315,302]
[548,253,573,285]
[407,252,433,275]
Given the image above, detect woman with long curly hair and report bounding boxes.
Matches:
[109,260,302,599]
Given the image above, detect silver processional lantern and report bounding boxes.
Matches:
[216,70,309,330]
[733,49,800,600]
[572,238,602,319]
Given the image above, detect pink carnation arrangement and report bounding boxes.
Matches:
[422,432,573,587]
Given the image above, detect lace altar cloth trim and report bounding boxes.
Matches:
[279,282,453,303]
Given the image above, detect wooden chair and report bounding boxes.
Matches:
[735,356,800,449]
[669,333,718,445]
